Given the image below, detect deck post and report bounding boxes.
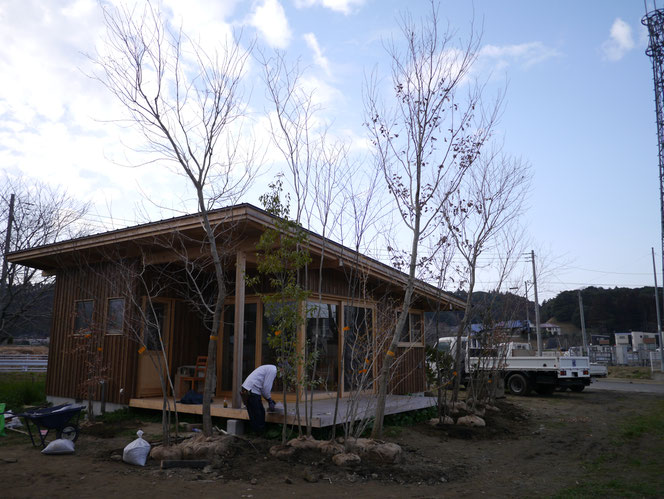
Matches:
[232,251,246,408]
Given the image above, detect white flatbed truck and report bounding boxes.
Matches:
[438,338,592,396]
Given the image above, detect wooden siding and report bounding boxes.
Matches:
[46,262,139,406]
[388,346,426,395]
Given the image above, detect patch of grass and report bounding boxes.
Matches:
[607,366,652,380]
[0,373,46,411]
[555,478,661,498]
[554,400,664,499]
[618,400,664,439]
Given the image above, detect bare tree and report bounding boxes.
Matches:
[0,175,90,343]
[260,51,354,435]
[445,150,531,402]
[364,2,499,437]
[93,2,257,435]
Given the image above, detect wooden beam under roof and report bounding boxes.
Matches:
[7,203,466,310]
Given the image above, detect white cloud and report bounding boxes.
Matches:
[303,32,330,75]
[249,0,291,49]
[602,18,635,61]
[162,0,237,53]
[294,0,364,15]
[480,42,561,71]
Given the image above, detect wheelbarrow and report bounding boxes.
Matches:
[18,404,84,448]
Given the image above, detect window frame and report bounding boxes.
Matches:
[397,310,424,347]
[73,299,94,335]
[105,297,125,335]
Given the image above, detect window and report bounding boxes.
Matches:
[106,298,125,335]
[398,312,423,344]
[74,300,94,334]
[343,305,374,391]
[306,302,339,391]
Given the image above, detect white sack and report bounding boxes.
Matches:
[122,429,151,466]
[42,438,75,455]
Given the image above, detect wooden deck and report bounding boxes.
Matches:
[129,394,436,428]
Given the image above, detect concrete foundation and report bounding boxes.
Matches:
[226,419,245,435]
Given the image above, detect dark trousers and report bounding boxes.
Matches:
[246,392,266,433]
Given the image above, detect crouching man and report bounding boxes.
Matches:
[241,364,277,433]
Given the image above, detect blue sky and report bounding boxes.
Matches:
[0,0,660,301]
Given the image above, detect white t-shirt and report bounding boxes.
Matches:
[241,364,277,400]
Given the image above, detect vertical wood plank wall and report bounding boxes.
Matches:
[46,260,430,404]
[46,263,139,406]
[389,346,426,395]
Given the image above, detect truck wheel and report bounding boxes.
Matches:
[570,385,584,393]
[507,374,530,396]
[535,384,555,395]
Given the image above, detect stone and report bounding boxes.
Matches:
[369,443,402,464]
[302,469,318,483]
[179,434,233,460]
[344,438,376,455]
[226,420,245,436]
[1,457,18,464]
[485,404,500,412]
[110,454,122,462]
[287,435,320,450]
[203,465,214,474]
[426,416,453,426]
[284,477,293,484]
[318,441,344,455]
[269,444,296,459]
[456,415,486,427]
[332,452,361,467]
[250,478,258,485]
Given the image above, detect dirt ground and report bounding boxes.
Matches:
[2,387,663,499]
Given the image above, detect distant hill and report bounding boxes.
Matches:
[426,286,661,341]
[541,286,660,335]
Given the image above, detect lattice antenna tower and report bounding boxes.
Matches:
[643,1,664,287]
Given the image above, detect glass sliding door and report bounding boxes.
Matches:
[306,302,339,392]
[343,305,374,392]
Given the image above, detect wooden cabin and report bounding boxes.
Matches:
[8,204,463,421]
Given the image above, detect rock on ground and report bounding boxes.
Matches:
[269,444,296,459]
[456,415,486,427]
[287,435,320,450]
[332,452,361,466]
[427,416,454,426]
[318,441,344,455]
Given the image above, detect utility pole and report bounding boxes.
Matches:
[652,247,664,372]
[524,280,531,346]
[578,289,588,357]
[529,250,542,356]
[0,193,15,293]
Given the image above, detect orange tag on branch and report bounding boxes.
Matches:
[387,350,395,357]
[210,335,218,341]
[138,346,146,355]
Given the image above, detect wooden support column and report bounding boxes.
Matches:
[231,251,246,409]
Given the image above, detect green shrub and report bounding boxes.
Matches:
[0,374,46,411]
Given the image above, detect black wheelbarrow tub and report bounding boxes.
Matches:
[18,404,85,447]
